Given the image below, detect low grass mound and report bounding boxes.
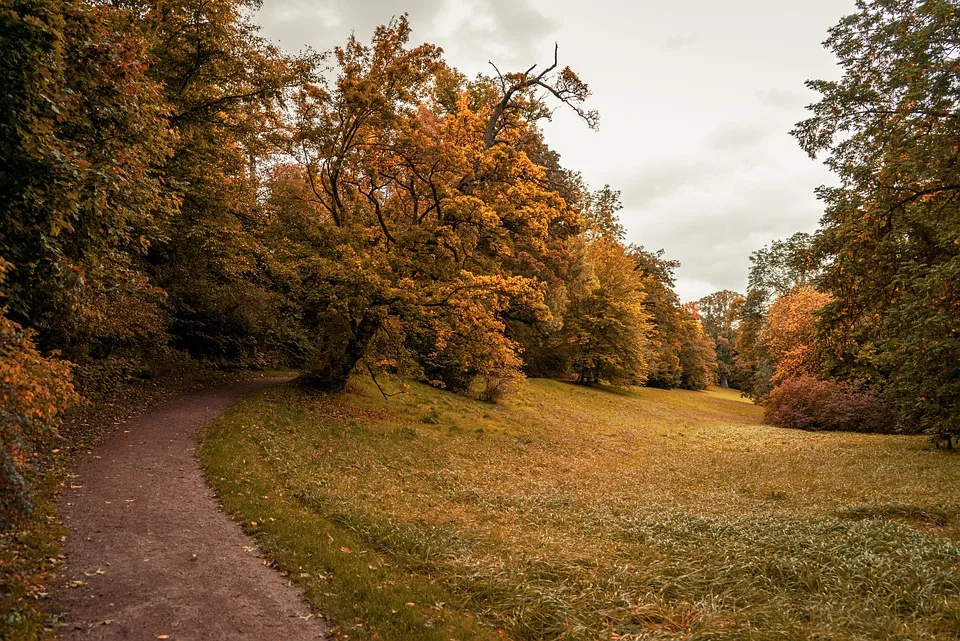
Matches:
[199,379,960,640]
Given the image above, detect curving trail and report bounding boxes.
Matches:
[51,379,330,640]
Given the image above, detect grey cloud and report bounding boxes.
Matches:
[255,0,558,68]
[756,87,808,109]
[663,34,699,51]
[615,159,714,208]
[255,0,442,51]
[705,122,770,151]
[617,156,828,298]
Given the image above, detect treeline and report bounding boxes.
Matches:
[693,0,960,446]
[1,0,715,522]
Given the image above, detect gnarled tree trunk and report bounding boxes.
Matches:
[299,315,381,392]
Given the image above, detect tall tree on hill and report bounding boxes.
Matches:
[279,17,596,392]
[793,0,960,440]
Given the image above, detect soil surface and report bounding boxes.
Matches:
[50,379,330,640]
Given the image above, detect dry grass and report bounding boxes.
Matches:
[200,378,960,640]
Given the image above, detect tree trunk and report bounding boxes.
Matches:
[299,315,381,392]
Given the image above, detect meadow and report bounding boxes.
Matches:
[199,379,960,640]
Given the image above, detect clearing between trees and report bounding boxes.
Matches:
[200,379,960,641]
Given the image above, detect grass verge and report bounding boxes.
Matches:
[199,378,960,640]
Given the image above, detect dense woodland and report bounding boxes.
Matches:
[1,0,959,527]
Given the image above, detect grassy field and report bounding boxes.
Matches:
[199,378,960,640]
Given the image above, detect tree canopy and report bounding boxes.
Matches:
[793,0,960,441]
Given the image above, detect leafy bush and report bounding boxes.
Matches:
[765,375,896,433]
[478,367,523,404]
[0,262,78,527]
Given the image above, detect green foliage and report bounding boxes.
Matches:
[793,0,960,442]
[137,0,311,365]
[747,232,819,305]
[0,0,175,359]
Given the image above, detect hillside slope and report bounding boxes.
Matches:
[200,379,960,640]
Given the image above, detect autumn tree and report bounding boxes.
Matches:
[678,303,719,391]
[732,289,773,399]
[580,184,626,241]
[277,18,594,392]
[731,233,822,398]
[556,238,652,385]
[761,285,832,386]
[697,289,744,388]
[793,0,960,440]
[0,0,175,361]
[633,248,717,389]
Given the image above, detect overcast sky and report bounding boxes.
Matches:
[254,0,856,301]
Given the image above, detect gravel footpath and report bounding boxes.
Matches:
[50,379,330,640]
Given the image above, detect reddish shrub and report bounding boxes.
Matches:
[765,376,896,433]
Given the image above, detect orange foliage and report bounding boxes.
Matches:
[0,260,78,524]
[761,285,832,385]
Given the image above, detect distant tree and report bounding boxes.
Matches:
[747,232,819,306]
[761,285,832,387]
[793,0,960,441]
[678,302,718,391]
[697,289,744,388]
[634,248,716,389]
[732,289,773,399]
[558,238,652,385]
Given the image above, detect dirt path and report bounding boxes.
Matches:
[50,379,330,640]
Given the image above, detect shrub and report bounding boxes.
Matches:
[765,375,896,433]
[1,263,79,526]
[478,367,523,404]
